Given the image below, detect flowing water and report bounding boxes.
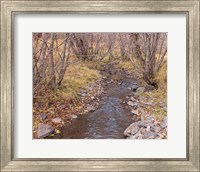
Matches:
[53,75,137,139]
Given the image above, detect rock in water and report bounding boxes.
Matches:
[87,105,96,112]
[128,87,132,90]
[136,87,146,93]
[130,97,137,102]
[71,115,78,119]
[127,101,135,107]
[131,84,138,91]
[124,123,139,137]
[52,117,62,124]
[37,123,54,138]
[131,109,139,115]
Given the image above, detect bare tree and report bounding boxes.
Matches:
[33,32,167,96]
[57,34,70,86]
[48,33,56,89]
[130,33,167,85]
[33,33,70,94]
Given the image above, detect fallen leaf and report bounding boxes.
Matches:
[55,129,61,134]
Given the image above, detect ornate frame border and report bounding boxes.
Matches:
[1,1,199,171]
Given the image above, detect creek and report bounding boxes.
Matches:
[53,68,137,139]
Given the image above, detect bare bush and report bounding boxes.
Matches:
[33,32,167,97]
[33,33,71,95]
[129,33,167,86]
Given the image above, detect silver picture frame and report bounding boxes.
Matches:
[1,0,199,171]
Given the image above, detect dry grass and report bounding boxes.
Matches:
[33,60,101,138]
[116,60,134,71]
[57,62,101,101]
[154,62,167,90]
[140,62,167,121]
[101,55,110,63]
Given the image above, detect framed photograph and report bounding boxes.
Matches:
[1,0,199,171]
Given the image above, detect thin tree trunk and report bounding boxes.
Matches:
[57,35,68,86]
[49,33,56,89]
[39,33,48,79]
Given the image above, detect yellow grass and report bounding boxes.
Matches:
[140,62,167,121]
[115,60,134,71]
[101,56,110,63]
[154,62,167,90]
[57,62,101,101]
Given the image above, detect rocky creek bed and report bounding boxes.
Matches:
[36,63,167,139]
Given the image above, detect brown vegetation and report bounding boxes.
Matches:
[33,32,167,139]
